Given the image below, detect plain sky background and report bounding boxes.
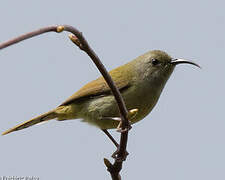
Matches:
[0,0,224,179]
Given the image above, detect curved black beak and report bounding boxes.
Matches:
[171,59,201,68]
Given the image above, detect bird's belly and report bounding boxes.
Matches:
[78,86,160,129]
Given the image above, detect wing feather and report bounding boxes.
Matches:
[59,63,133,106]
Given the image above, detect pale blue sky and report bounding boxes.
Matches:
[0,0,224,179]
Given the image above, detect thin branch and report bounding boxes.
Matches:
[0,26,59,49]
[101,129,119,148]
[0,25,131,179]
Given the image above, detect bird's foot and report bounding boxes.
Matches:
[116,124,132,133]
[116,108,138,132]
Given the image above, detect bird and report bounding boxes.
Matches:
[2,50,200,135]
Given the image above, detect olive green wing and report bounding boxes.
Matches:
[59,64,133,106]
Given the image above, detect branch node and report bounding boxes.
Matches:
[104,158,122,179]
[112,147,129,162]
[56,26,65,33]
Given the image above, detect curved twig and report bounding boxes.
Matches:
[0,26,58,49]
[0,25,131,179]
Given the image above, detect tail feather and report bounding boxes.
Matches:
[2,110,57,135]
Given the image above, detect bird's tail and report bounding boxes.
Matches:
[2,109,57,135]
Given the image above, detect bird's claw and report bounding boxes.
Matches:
[116,108,138,132]
[116,124,132,133]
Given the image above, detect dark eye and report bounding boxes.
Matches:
[151,58,159,65]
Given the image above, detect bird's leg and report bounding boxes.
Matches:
[100,116,130,132]
[100,109,138,132]
[116,108,138,132]
[100,116,128,132]
[100,109,138,160]
[101,129,129,160]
